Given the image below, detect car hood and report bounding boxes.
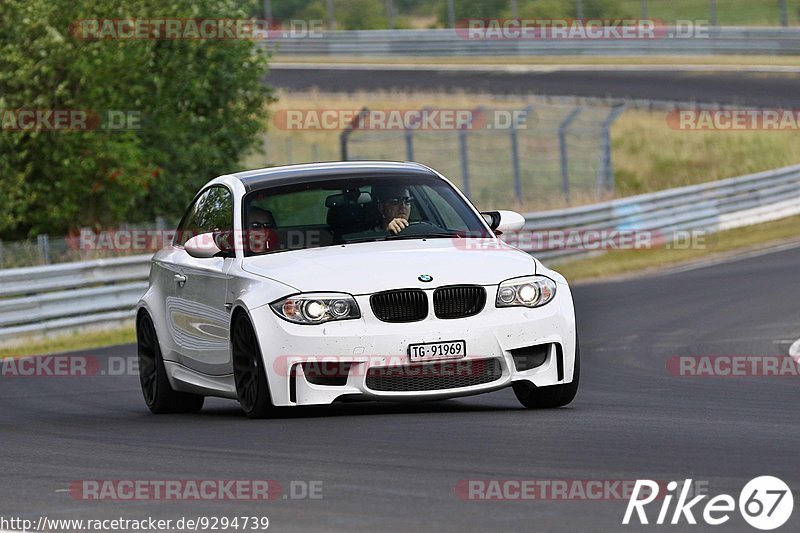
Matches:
[242,239,537,295]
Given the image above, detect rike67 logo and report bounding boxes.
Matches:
[623,476,793,530]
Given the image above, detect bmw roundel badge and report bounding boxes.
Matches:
[418,274,433,282]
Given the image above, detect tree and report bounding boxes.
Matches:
[0,0,274,239]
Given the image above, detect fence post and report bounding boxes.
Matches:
[285,138,293,164]
[404,108,429,162]
[458,107,482,199]
[641,0,647,18]
[509,105,533,205]
[0,239,4,269]
[709,0,717,27]
[559,107,583,204]
[597,104,626,196]
[447,0,456,28]
[38,234,51,265]
[340,107,370,160]
[326,0,336,30]
[386,0,395,29]
[311,142,320,162]
[781,0,788,27]
[575,0,584,19]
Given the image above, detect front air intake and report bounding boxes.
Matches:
[370,289,428,323]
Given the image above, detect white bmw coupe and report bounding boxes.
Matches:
[137,161,579,417]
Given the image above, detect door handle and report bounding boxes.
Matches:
[173,274,187,286]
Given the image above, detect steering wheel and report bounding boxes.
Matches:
[396,220,445,236]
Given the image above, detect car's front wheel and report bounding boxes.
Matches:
[232,313,274,419]
[513,339,580,409]
[137,312,205,414]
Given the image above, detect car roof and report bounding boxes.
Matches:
[232,161,440,192]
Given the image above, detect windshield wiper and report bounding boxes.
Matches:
[341,236,388,244]
[386,232,459,240]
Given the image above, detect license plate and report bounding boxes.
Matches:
[408,340,466,362]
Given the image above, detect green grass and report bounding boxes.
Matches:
[0,326,135,358]
[619,0,800,26]
[553,214,800,282]
[248,90,800,211]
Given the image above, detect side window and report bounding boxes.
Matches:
[176,186,233,246]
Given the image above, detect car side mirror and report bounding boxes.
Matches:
[481,210,526,234]
[184,232,234,259]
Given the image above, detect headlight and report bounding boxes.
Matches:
[495,276,556,308]
[271,293,360,324]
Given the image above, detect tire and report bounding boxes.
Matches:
[232,313,274,419]
[137,313,205,414]
[513,338,580,409]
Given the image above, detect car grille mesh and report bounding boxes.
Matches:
[370,289,428,322]
[365,358,502,392]
[433,286,486,319]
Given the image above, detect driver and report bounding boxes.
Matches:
[246,205,278,254]
[373,185,413,235]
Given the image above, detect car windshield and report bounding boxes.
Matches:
[242,174,491,256]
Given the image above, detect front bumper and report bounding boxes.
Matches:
[248,283,576,406]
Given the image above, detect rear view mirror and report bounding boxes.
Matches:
[481,210,526,234]
[184,232,233,259]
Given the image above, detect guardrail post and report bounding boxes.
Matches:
[340,107,370,161]
[575,0,584,19]
[37,234,51,265]
[0,239,4,269]
[597,104,626,196]
[510,105,532,205]
[641,0,647,18]
[559,107,582,204]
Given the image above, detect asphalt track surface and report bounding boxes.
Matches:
[266,66,800,107]
[2,244,799,532]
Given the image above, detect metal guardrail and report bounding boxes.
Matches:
[2,163,800,344]
[0,255,151,343]
[526,164,800,260]
[268,27,800,56]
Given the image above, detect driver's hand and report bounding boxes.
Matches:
[386,218,409,235]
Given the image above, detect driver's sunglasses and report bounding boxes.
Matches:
[385,196,414,206]
[249,221,274,230]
